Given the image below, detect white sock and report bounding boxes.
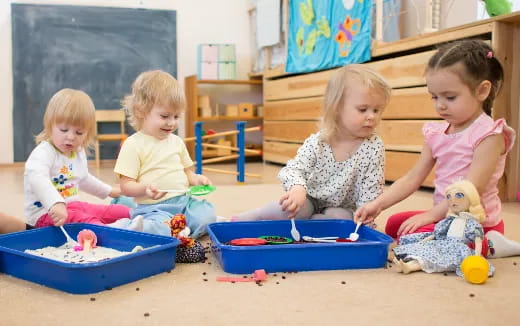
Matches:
[107,218,131,229]
[127,215,144,232]
[487,230,520,258]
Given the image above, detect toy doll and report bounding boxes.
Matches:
[392,180,494,277]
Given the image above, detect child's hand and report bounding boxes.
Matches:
[145,185,167,200]
[49,202,68,226]
[190,174,212,186]
[354,201,382,224]
[279,185,306,218]
[109,184,122,198]
[397,212,435,236]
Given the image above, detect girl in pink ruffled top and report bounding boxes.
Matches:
[355,39,520,258]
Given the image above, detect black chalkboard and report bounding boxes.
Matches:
[12,4,177,161]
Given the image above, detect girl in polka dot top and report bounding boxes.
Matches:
[234,65,391,222]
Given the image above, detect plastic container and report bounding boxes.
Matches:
[0,224,179,294]
[460,255,489,284]
[207,219,393,274]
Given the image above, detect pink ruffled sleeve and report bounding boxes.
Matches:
[471,118,516,153]
[422,122,446,143]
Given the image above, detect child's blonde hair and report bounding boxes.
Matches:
[445,180,486,223]
[320,64,391,142]
[122,70,186,131]
[35,88,96,148]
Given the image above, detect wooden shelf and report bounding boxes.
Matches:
[196,116,263,121]
[197,79,262,85]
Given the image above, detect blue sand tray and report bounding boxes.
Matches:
[0,223,179,294]
[207,219,393,274]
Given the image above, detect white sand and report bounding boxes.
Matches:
[24,244,140,264]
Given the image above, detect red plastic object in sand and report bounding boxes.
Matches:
[335,238,354,242]
[217,269,268,283]
[229,238,267,246]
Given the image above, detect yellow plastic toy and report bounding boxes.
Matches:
[461,255,490,284]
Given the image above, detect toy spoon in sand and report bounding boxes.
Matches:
[59,225,79,246]
[349,221,362,241]
[75,229,97,252]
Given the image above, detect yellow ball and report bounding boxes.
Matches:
[461,255,489,284]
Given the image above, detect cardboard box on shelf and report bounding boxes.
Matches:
[198,95,210,109]
[225,104,239,117]
[239,103,255,117]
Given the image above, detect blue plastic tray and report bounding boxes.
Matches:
[208,219,393,274]
[0,223,179,294]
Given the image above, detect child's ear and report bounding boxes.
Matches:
[476,80,492,101]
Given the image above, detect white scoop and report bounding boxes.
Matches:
[59,225,79,246]
[349,222,362,241]
[290,218,301,241]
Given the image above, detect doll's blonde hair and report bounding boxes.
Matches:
[320,64,391,143]
[445,180,486,223]
[122,70,186,131]
[35,88,96,148]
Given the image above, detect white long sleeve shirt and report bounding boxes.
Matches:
[24,141,112,225]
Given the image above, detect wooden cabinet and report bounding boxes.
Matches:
[262,13,520,200]
[184,75,263,159]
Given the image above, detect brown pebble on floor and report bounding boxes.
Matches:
[243,275,248,278]
[276,282,279,284]
[90,297,96,301]
[231,281,236,284]
[514,262,517,266]
[167,270,172,273]
[208,262,212,265]
[341,281,346,285]
[144,313,150,317]
[443,272,448,276]
[203,278,208,282]
[136,287,140,291]
[273,274,277,277]
[202,272,206,275]
[282,276,286,279]
[469,294,475,297]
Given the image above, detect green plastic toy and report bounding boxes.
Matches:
[482,0,512,17]
[158,185,216,196]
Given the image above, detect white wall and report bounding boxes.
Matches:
[0,0,254,163]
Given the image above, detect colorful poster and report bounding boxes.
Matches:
[286,0,372,73]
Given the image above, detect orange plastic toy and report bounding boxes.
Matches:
[77,229,97,252]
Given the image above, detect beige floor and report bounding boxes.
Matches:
[1,162,520,325]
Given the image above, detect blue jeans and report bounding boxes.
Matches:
[131,195,215,239]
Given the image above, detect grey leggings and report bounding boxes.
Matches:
[234,198,353,221]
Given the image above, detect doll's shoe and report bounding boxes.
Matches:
[175,240,206,263]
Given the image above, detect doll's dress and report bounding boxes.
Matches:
[393,214,494,276]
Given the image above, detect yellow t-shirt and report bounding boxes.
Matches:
[114,132,194,204]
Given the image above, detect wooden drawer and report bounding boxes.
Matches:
[264,50,434,101]
[366,50,435,88]
[385,151,435,187]
[379,120,433,151]
[264,70,334,101]
[383,87,438,119]
[264,121,320,142]
[264,97,322,121]
[263,141,300,164]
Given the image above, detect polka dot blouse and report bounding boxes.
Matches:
[278,132,385,212]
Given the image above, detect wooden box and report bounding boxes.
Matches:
[239,103,254,117]
[225,104,238,117]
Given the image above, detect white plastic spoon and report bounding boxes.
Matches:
[349,221,362,241]
[59,225,79,246]
[290,218,301,241]
[302,236,338,243]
